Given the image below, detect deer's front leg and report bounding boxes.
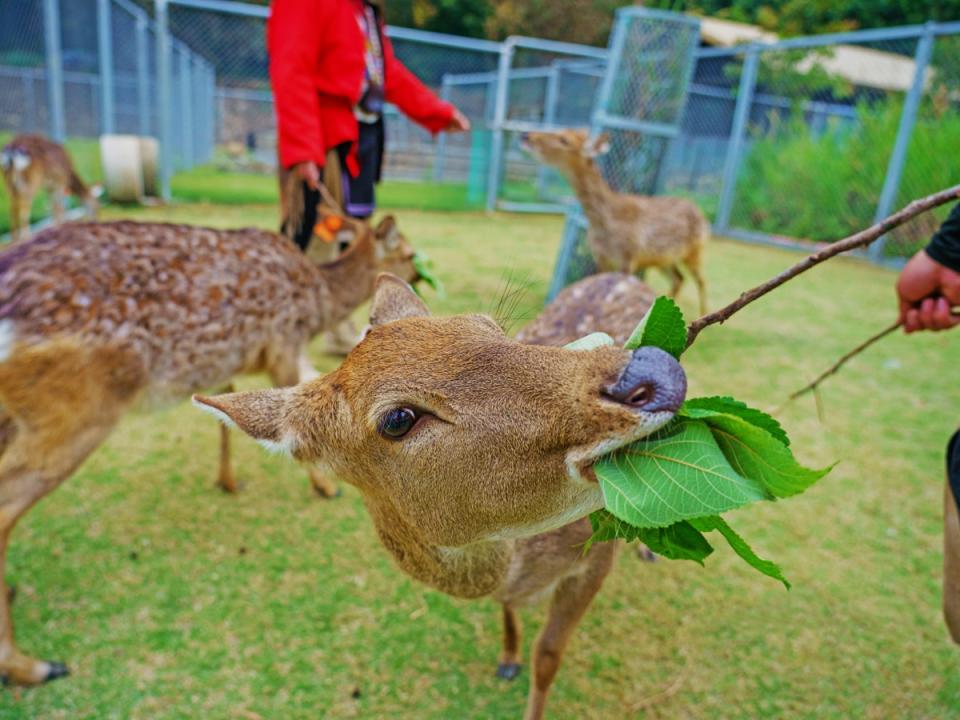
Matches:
[214,383,239,493]
[496,604,523,680]
[524,543,616,720]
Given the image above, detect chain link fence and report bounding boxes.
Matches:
[1,1,958,278]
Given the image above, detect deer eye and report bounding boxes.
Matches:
[379,407,419,439]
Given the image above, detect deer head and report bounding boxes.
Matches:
[195,275,686,548]
[521,128,610,175]
[311,207,419,286]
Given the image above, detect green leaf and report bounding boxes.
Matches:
[587,511,713,564]
[595,418,770,528]
[636,521,714,564]
[682,396,791,447]
[690,515,791,589]
[412,252,445,299]
[702,414,832,498]
[564,332,615,351]
[624,296,687,358]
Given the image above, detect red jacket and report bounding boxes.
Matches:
[267,0,455,172]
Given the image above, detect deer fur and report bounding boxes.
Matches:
[524,128,710,314]
[197,272,686,719]
[1,134,100,244]
[0,216,418,685]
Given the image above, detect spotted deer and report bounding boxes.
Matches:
[1,134,101,244]
[524,128,710,314]
[196,272,686,719]
[0,214,419,685]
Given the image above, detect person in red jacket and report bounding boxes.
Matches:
[268,0,469,249]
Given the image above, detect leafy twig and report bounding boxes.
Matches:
[787,320,902,402]
[685,185,960,348]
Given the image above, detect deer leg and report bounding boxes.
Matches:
[14,191,32,244]
[684,247,709,316]
[524,544,616,720]
[660,265,685,300]
[268,352,340,499]
[48,186,66,226]
[496,604,523,681]
[215,383,238,493]
[0,416,117,685]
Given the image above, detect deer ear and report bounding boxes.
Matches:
[369,273,430,326]
[583,132,611,158]
[374,215,400,249]
[192,388,297,456]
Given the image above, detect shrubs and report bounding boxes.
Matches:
[730,98,960,254]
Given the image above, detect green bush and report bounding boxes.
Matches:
[731,98,960,253]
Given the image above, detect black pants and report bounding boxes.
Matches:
[287,120,384,252]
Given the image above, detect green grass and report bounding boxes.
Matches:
[3,205,960,719]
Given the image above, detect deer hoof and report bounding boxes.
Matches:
[43,662,69,683]
[216,478,240,494]
[7,584,16,604]
[495,663,522,681]
[314,485,342,500]
[636,545,657,562]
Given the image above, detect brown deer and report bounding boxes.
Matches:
[523,128,710,314]
[1,134,100,244]
[0,215,418,685]
[196,272,686,719]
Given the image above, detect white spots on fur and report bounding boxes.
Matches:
[0,320,16,363]
[192,396,237,429]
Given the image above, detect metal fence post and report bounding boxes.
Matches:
[869,23,935,261]
[485,39,514,211]
[42,0,66,141]
[715,45,759,233]
[135,12,150,136]
[156,0,172,198]
[535,65,560,199]
[432,74,451,182]
[179,50,194,168]
[97,0,115,135]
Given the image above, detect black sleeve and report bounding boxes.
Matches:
[926,203,960,273]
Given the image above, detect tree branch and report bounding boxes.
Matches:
[685,185,960,348]
[787,320,902,401]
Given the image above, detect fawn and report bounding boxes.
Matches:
[196,272,686,719]
[1,134,100,243]
[0,213,418,685]
[523,128,710,314]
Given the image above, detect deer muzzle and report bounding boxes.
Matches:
[604,347,687,414]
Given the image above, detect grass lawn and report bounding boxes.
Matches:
[3,204,960,719]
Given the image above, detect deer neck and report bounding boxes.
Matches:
[362,493,513,599]
[311,230,378,332]
[564,159,615,227]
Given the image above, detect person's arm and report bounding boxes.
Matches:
[381,31,468,133]
[267,0,325,177]
[926,203,960,273]
[896,203,960,332]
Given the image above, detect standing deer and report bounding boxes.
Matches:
[1,134,101,244]
[196,272,686,719]
[523,128,710,314]
[0,214,418,685]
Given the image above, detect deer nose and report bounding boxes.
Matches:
[604,347,687,413]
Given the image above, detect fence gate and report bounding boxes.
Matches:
[547,8,701,299]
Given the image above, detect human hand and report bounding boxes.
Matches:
[446,108,471,133]
[896,250,960,333]
[292,160,321,190]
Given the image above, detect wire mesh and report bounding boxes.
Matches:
[726,36,921,250]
